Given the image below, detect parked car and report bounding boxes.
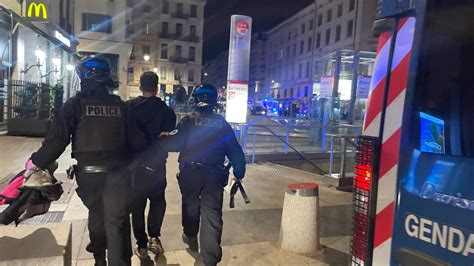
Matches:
[250,106,267,115]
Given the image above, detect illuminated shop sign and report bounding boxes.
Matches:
[55,31,71,47]
[26,1,48,20]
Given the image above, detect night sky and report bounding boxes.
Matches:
[203,0,314,63]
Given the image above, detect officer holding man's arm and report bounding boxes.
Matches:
[160,84,246,266]
[27,57,145,266]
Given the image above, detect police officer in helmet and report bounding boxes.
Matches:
[160,84,246,266]
[28,56,145,266]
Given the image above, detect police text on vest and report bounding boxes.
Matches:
[86,105,121,117]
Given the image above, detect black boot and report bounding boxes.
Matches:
[93,253,107,266]
[86,243,107,266]
[182,233,199,252]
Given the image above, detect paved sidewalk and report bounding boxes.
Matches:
[0,135,353,265]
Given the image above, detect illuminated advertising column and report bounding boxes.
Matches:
[226,15,252,124]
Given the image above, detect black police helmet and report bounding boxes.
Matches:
[76,56,111,82]
[192,84,218,107]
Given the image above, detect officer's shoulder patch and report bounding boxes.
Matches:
[85,105,121,117]
[194,117,224,128]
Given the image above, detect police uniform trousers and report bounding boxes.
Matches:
[178,165,226,266]
[131,162,167,248]
[76,170,132,266]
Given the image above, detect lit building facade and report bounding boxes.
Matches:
[126,0,206,98]
[1,0,79,134]
[74,0,133,99]
[264,0,377,117]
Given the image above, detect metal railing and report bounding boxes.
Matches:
[7,80,63,120]
[173,112,362,177]
[326,134,358,178]
[232,120,361,162]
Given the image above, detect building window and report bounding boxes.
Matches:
[284,89,287,98]
[307,37,312,52]
[301,23,306,34]
[316,33,321,48]
[293,44,296,56]
[349,0,356,11]
[161,44,168,58]
[337,3,343,17]
[305,86,309,97]
[144,23,150,35]
[288,31,291,40]
[188,69,195,82]
[160,66,167,80]
[286,46,290,58]
[126,20,134,34]
[298,64,302,78]
[174,68,180,80]
[190,25,197,37]
[189,46,196,62]
[176,23,183,37]
[160,84,166,92]
[82,13,112,33]
[347,20,354,38]
[190,5,198,18]
[335,25,341,42]
[162,22,169,34]
[175,45,182,57]
[290,87,294,97]
[325,29,331,45]
[130,47,136,60]
[317,14,322,26]
[176,3,184,14]
[309,19,314,30]
[127,67,134,82]
[143,5,151,12]
[143,45,150,57]
[306,62,310,77]
[162,1,169,14]
[300,40,304,54]
[327,9,332,22]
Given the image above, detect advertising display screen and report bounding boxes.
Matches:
[419,112,445,154]
[319,76,334,99]
[226,82,248,123]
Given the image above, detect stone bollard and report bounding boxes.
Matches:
[280,182,321,254]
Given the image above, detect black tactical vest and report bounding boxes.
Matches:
[72,95,127,154]
[178,113,229,164]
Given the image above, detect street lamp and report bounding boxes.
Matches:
[153,67,158,73]
[143,54,150,61]
[34,48,46,64]
[204,72,208,76]
[66,64,75,71]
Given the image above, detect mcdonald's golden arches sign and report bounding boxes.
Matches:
[26,1,48,21]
